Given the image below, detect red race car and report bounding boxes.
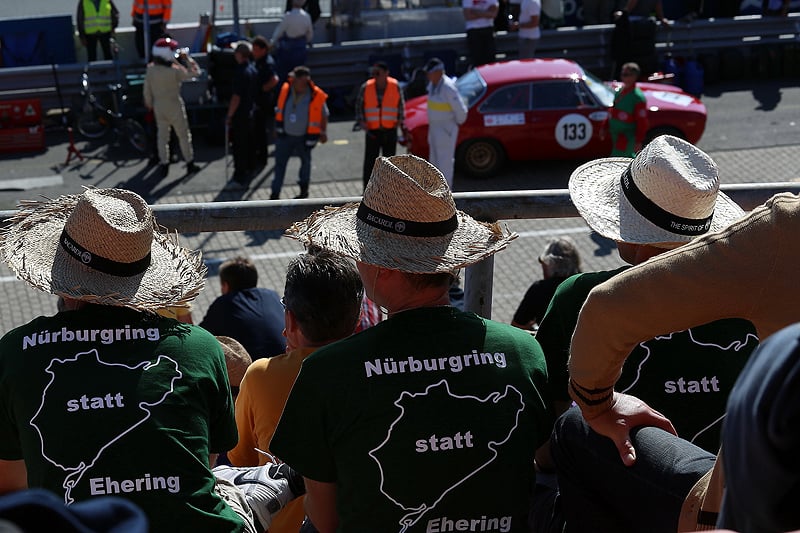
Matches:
[402,58,707,178]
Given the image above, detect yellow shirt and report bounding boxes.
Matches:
[229,346,316,533]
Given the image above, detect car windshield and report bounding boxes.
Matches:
[583,70,616,107]
[456,69,487,107]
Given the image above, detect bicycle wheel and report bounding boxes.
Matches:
[122,118,149,153]
[77,110,109,139]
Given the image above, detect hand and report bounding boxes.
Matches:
[319,131,328,144]
[583,392,676,467]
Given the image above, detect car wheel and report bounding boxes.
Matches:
[457,139,506,179]
[644,126,685,145]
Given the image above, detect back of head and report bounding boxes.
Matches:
[424,57,445,74]
[283,249,364,344]
[234,41,253,59]
[219,256,258,292]
[539,236,582,278]
[216,336,253,387]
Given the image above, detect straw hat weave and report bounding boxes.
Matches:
[0,188,206,310]
[569,135,745,246]
[287,154,517,273]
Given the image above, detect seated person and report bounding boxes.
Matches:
[511,236,581,331]
[553,191,800,531]
[228,248,364,533]
[536,135,756,459]
[200,256,286,359]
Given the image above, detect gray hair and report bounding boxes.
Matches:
[284,249,364,343]
[539,237,582,278]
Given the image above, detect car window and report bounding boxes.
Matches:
[479,83,531,112]
[531,81,580,109]
[582,70,615,107]
[455,69,487,107]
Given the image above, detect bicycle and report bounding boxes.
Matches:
[75,66,149,153]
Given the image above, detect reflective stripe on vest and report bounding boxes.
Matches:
[131,0,171,22]
[364,77,400,130]
[83,0,113,34]
[428,100,453,112]
[275,81,328,143]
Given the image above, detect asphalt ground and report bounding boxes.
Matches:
[0,78,798,334]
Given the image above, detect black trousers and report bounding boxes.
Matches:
[231,114,255,182]
[466,27,496,68]
[362,128,398,189]
[252,107,275,167]
[85,33,113,62]
[134,20,165,59]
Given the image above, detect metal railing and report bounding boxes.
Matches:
[2,183,796,318]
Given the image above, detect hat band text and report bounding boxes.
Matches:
[620,167,713,236]
[357,204,458,237]
[60,230,152,277]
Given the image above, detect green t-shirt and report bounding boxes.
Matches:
[0,305,243,532]
[536,269,759,453]
[271,306,551,532]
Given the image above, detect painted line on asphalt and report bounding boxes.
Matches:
[0,175,64,191]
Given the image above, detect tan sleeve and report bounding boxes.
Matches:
[568,193,799,418]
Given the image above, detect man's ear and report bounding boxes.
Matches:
[220,280,230,295]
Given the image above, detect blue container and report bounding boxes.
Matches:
[662,55,684,88]
[683,59,704,96]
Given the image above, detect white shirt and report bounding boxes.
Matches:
[271,8,314,42]
[462,0,499,30]
[518,0,541,40]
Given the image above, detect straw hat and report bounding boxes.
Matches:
[216,336,253,387]
[0,188,206,311]
[569,135,744,247]
[286,154,517,273]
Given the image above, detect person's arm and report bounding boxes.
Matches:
[450,84,469,125]
[355,82,367,129]
[263,73,279,94]
[463,1,498,20]
[0,459,27,495]
[397,81,405,132]
[143,69,153,111]
[110,1,120,30]
[305,15,314,42]
[227,94,241,127]
[319,102,329,143]
[77,1,86,40]
[271,19,288,42]
[569,194,796,465]
[518,9,539,29]
[304,477,338,533]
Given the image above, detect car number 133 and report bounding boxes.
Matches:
[555,114,593,150]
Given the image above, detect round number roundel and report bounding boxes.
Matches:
[555,114,593,150]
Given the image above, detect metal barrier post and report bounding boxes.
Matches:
[464,255,494,318]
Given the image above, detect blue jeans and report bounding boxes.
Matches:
[272,134,311,196]
[550,407,715,533]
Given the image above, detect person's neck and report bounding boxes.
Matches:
[385,292,451,317]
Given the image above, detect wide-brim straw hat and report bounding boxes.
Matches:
[0,187,206,311]
[286,154,517,273]
[569,135,745,247]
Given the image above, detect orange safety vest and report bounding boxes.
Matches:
[275,80,328,145]
[363,77,400,130]
[131,0,172,23]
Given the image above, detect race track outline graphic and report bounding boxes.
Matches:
[29,349,182,503]
[369,379,524,532]
[618,328,758,443]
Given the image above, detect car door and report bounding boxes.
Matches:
[475,82,532,161]
[528,79,609,159]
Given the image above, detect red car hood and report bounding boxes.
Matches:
[610,81,706,114]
